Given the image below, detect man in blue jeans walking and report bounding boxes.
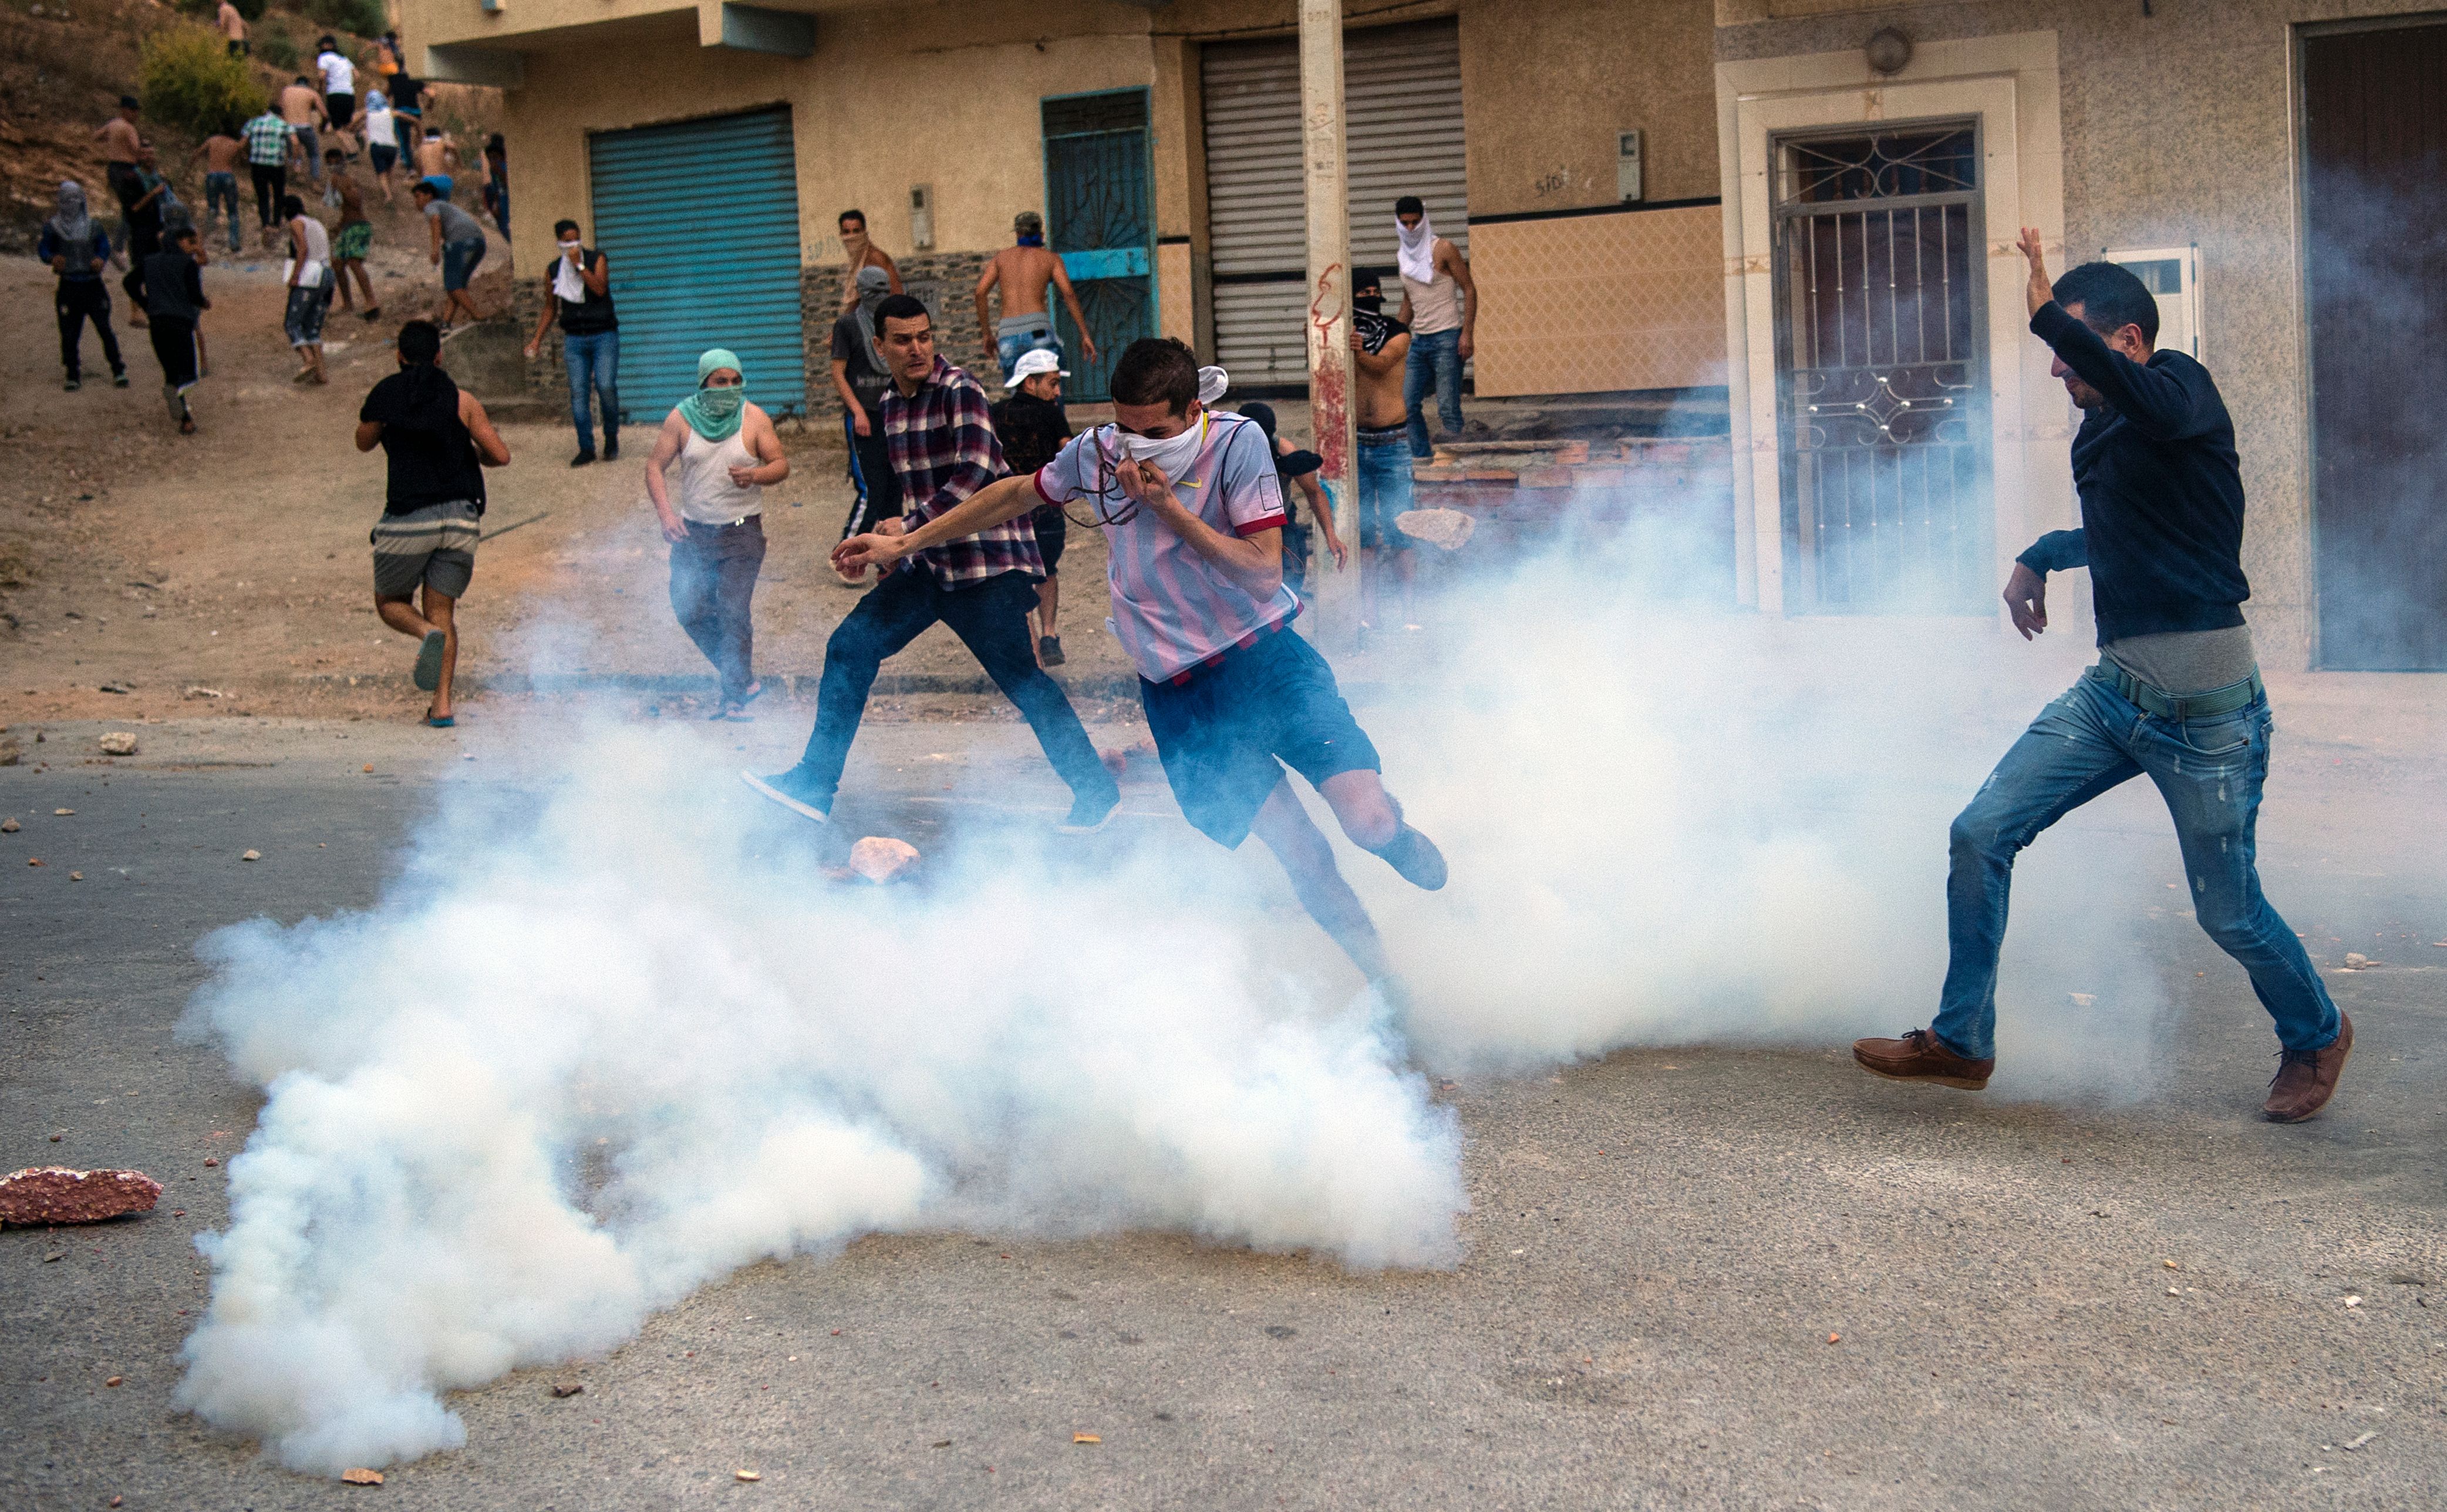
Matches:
[1393,195,1477,458]
[1855,232,2350,1123]
[524,219,619,465]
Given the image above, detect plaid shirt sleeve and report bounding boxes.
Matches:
[906,374,1005,524]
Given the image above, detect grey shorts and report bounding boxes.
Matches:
[372,500,481,598]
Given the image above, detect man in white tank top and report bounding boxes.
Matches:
[1393,195,1478,458]
[645,348,791,719]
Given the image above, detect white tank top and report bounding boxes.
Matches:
[673,426,763,523]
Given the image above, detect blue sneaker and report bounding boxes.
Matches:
[740,765,831,824]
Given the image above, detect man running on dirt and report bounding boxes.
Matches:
[976,211,1097,386]
[188,126,247,254]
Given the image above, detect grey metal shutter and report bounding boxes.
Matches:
[588,108,807,418]
[1201,21,1468,386]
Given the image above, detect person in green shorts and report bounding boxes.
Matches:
[323,148,379,320]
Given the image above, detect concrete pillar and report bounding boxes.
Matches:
[1297,0,1359,647]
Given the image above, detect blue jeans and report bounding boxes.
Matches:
[1356,430,1414,551]
[1403,326,1464,458]
[1933,668,2341,1061]
[796,568,1116,811]
[441,237,484,292]
[204,171,242,251]
[562,330,619,453]
[996,323,1061,382]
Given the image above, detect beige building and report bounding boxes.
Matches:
[405,0,2447,669]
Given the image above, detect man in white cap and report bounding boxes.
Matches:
[990,346,1074,664]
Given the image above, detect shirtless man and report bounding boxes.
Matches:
[278,77,329,185]
[413,129,461,194]
[1348,267,1420,631]
[95,97,144,218]
[834,210,901,312]
[976,210,1096,385]
[217,0,248,56]
[190,127,247,253]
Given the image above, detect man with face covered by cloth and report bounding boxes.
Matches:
[830,336,1447,1011]
[830,264,902,540]
[1855,231,2349,1124]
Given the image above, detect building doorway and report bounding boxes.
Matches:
[2301,21,2447,670]
[1042,90,1154,404]
[587,108,805,417]
[1771,120,1989,613]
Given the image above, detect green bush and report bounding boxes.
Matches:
[139,28,271,139]
[305,0,385,41]
[258,31,299,70]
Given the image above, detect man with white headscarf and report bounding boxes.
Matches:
[829,263,902,540]
[38,181,128,391]
[523,217,619,466]
[1393,194,1478,458]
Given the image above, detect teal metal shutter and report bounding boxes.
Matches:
[588,108,805,418]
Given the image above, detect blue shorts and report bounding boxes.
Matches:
[1356,427,1414,551]
[996,322,1060,381]
[1140,623,1381,848]
[441,237,484,292]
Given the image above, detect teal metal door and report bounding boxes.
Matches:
[1042,90,1154,403]
[588,108,805,418]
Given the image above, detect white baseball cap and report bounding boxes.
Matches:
[1010,348,1069,380]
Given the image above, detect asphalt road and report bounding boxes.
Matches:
[4,713,2442,1511]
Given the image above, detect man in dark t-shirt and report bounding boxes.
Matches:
[989,347,1074,664]
[830,265,902,542]
[354,320,511,725]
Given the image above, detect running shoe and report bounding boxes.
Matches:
[740,766,831,824]
[1039,636,1066,667]
[1370,824,1448,890]
[1055,791,1120,834]
[411,629,446,691]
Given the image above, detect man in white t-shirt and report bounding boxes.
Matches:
[833,338,1446,998]
[315,38,358,134]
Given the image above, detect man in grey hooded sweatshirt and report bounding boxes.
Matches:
[830,263,902,541]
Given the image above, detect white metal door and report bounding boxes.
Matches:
[1202,21,1468,385]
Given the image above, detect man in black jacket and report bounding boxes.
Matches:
[1854,230,2348,1123]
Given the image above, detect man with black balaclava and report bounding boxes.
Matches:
[1349,266,1418,632]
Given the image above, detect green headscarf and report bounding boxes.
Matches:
[677,349,746,441]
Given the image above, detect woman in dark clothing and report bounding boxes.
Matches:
[130,224,211,433]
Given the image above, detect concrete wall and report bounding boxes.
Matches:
[1461,0,1721,214]
[1713,0,2447,664]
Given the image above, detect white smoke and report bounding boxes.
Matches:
[176,498,2180,1476]
[174,728,1462,1475]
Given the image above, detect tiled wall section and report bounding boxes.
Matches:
[1469,203,1729,397]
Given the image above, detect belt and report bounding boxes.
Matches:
[1357,425,1407,442]
[2088,661,2262,721]
[685,514,759,530]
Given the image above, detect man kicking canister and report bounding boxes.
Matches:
[1854,232,2349,1122]
[745,295,1120,829]
[832,338,1446,995]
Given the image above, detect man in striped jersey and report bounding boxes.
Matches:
[746,296,1119,832]
[831,337,1446,994]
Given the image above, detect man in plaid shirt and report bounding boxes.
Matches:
[747,295,1118,830]
[242,106,292,247]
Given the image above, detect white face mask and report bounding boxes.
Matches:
[1116,414,1205,478]
[558,240,582,259]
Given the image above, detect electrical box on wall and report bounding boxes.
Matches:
[2104,245,2202,361]
[909,184,935,251]
[1617,130,1643,203]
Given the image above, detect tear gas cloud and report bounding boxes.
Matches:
[174,491,2176,1474]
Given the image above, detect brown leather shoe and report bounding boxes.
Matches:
[1853,1028,1994,1090]
[2263,1013,2352,1123]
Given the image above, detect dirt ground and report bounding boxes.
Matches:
[0,228,1156,734]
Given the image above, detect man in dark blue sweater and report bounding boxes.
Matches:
[1854,230,2348,1122]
